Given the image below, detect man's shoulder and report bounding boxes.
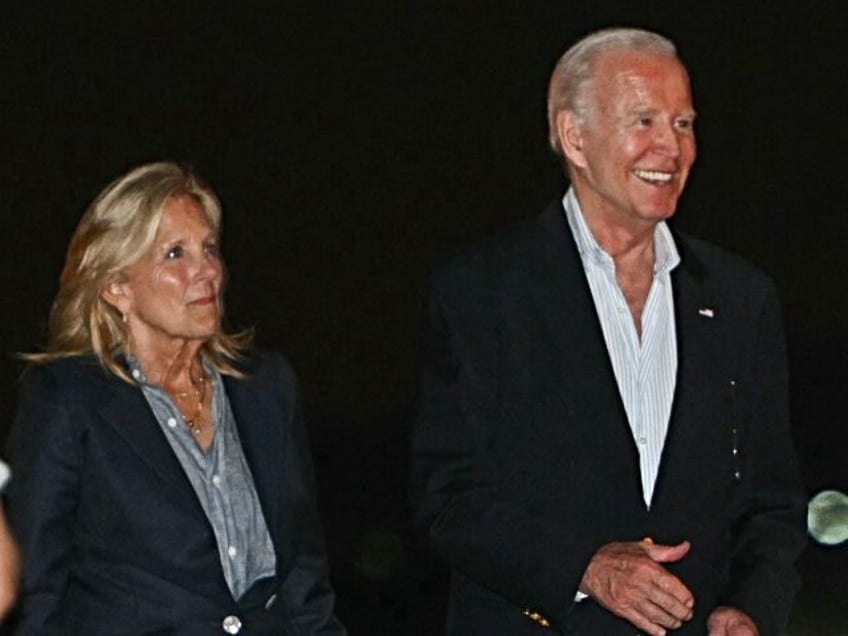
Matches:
[676,231,775,290]
[430,199,565,293]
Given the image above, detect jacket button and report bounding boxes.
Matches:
[222,615,242,634]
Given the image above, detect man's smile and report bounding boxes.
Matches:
[633,169,674,184]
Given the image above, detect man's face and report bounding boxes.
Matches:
[567,50,696,230]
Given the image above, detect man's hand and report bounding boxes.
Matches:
[707,606,759,635]
[579,540,694,636]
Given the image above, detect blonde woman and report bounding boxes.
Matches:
[6,162,345,635]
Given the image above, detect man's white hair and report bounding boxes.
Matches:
[547,27,679,155]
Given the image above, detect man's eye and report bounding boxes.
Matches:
[205,243,220,257]
[675,118,693,130]
[638,117,652,127]
[165,245,183,259]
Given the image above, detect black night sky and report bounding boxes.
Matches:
[1,3,846,633]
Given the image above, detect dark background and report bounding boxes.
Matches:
[1,2,846,634]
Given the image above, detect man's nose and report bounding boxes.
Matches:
[653,121,681,157]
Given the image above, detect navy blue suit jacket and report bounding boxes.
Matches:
[7,350,346,635]
[412,200,807,635]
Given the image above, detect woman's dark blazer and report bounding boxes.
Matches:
[6,350,346,635]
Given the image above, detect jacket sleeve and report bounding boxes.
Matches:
[720,283,807,635]
[410,275,596,631]
[273,358,347,636]
[6,365,84,635]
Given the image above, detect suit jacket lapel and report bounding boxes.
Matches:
[527,201,641,490]
[224,371,286,563]
[652,235,722,509]
[529,202,628,412]
[99,377,204,513]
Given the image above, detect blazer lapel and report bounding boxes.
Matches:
[99,378,204,512]
[224,371,286,559]
[651,236,723,509]
[528,202,629,413]
[527,201,641,490]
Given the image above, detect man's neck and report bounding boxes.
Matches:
[569,185,659,337]
[573,190,658,260]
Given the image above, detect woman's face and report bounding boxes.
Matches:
[106,194,223,357]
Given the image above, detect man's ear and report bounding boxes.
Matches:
[100,279,132,315]
[556,110,588,169]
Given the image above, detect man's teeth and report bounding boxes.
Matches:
[634,169,673,183]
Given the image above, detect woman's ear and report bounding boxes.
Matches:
[556,110,588,168]
[100,279,132,315]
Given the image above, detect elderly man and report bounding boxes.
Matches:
[412,27,806,636]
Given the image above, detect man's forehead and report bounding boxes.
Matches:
[592,50,693,106]
[593,48,688,79]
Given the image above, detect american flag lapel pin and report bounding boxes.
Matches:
[698,307,715,318]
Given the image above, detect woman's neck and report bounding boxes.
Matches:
[132,340,206,390]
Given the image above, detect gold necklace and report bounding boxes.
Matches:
[172,385,202,400]
[180,373,207,435]
[160,355,208,436]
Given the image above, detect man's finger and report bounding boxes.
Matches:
[645,539,691,564]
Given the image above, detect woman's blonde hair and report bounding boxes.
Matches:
[28,161,252,381]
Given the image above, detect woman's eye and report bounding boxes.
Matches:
[165,245,183,259]
[205,243,220,257]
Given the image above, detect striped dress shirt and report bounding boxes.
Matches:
[563,188,680,508]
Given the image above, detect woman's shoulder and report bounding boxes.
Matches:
[20,354,114,390]
[231,349,298,385]
[14,355,126,428]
